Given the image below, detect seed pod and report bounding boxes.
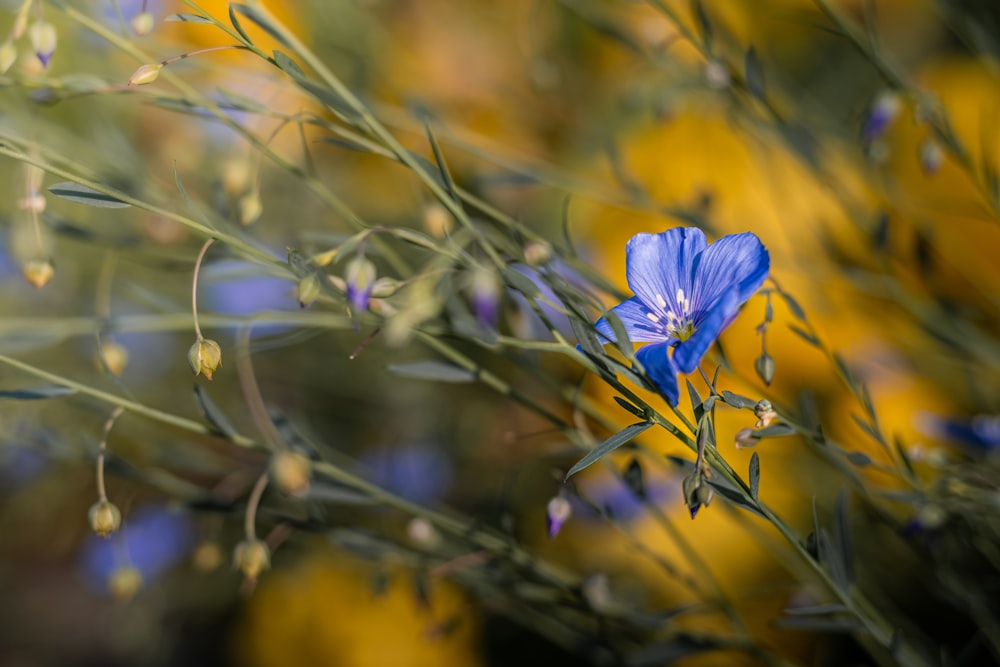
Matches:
[89,499,122,538]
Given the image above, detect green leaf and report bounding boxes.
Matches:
[164,13,214,23]
[272,49,305,78]
[721,390,755,409]
[0,385,75,400]
[744,47,766,101]
[501,268,541,299]
[612,396,645,419]
[754,423,796,439]
[387,361,475,383]
[832,489,854,586]
[749,451,760,500]
[422,117,460,203]
[603,310,635,363]
[622,457,645,498]
[788,324,820,346]
[230,3,290,48]
[48,182,130,208]
[228,5,253,44]
[691,0,712,50]
[781,291,807,321]
[565,422,652,480]
[845,451,873,467]
[686,379,703,421]
[193,384,237,440]
[704,479,766,518]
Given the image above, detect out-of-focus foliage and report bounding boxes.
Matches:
[1,0,1000,666]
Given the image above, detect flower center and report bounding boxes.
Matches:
[647,289,695,341]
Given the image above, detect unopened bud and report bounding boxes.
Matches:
[89,499,122,538]
[131,12,155,36]
[0,41,16,74]
[920,139,943,176]
[371,277,400,299]
[270,449,311,496]
[192,541,223,572]
[98,340,129,377]
[28,21,56,68]
[754,399,776,428]
[755,352,775,385]
[107,565,143,601]
[345,256,377,313]
[735,427,758,450]
[297,273,321,308]
[23,258,54,288]
[523,241,553,267]
[422,202,453,238]
[128,62,163,86]
[863,90,902,140]
[546,494,572,538]
[406,517,440,548]
[471,265,500,328]
[188,337,222,380]
[233,538,270,580]
[238,191,262,226]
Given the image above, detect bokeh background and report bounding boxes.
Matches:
[1,0,999,665]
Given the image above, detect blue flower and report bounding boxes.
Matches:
[595,227,769,405]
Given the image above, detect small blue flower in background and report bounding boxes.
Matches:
[918,412,1000,453]
[596,227,769,405]
[360,442,454,505]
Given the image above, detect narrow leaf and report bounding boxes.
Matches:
[612,396,645,419]
[705,480,766,518]
[833,489,854,586]
[749,451,760,500]
[623,457,645,498]
[721,390,755,409]
[845,451,873,467]
[781,291,807,320]
[565,422,652,480]
[228,5,253,44]
[386,361,475,383]
[788,324,820,346]
[423,118,460,203]
[230,3,290,47]
[501,268,541,298]
[754,423,796,439]
[48,182,130,208]
[686,379,703,422]
[193,384,237,440]
[0,385,75,400]
[744,47,766,101]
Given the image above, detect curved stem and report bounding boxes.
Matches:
[191,238,215,340]
[244,472,269,540]
[96,406,125,501]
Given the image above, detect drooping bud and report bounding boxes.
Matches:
[237,191,262,226]
[269,449,311,497]
[862,90,902,140]
[754,399,776,428]
[89,499,123,538]
[128,62,163,86]
[297,273,321,308]
[188,337,222,380]
[107,564,144,601]
[345,256,377,313]
[0,41,16,74]
[131,12,155,36]
[22,258,54,288]
[546,494,572,538]
[98,340,130,377]
[233,538,271,581]
[755,352,775,386]
[470,265,500,328]
[28,21,57,68]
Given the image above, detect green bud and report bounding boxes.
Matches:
[188,338,222,380]
[89,499,122,538]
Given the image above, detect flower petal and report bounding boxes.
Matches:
[635,342,680,406]
[626,228,707,317]
[673,291,737,373]
[595,297,669,343]
[690,232,769,315]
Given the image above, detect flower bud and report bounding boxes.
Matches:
[422,202,453,238]
[192,541,223,572]
[371,277,400,299]
[188,337,222,380]
[89,499,123,538]
[523,241,553,267]
[345,256,377,313]
[471,265,500,328]
[22,258,54,288]
[0,41,16,74]
[705,61,730,90]
[406,517,440,548]
[755,352,775,386]
[107,564,143,601]
[734,427,758,450]
[28,21,57,68]
[754,399,776,428]
[98,340,129,377]
[270,449,311,497]
[297,273,321,308]
[546,494,572,538]
[238,191,262,226]
[863,90,902,140]
[131,12,155,36]
[233,538,270,580]
[920,139,943,176]
[128,62,163,86]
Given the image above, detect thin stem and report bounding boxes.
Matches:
[191,238,215,340]
[244,472,269,540]
[235,324,285,450]
[160,44,248,68]
[96,406,125,501]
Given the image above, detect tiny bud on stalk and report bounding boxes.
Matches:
[98,340,129,377]
[238,192,262,226]
[233,539,271,580]
[89,499,123,538]
[270,450,311,496]
[128,63,163,86]
[23,258,54,288]
[28,21,56,68]
[546,495,572,538]
[108,565,143,601]
[188,338,222,379]
[131,12,155,36]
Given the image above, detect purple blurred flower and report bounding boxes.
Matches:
[919,412,1000,452]
[79,505,193,594]
[862,91,902,141]
[345,256,377,313]
[361,442,453,504]
[470,266,500,328]
[546,494,572,538]
[595,228,769,405]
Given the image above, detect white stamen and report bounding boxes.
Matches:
[646,312,660,323]
[656,293,667,309]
